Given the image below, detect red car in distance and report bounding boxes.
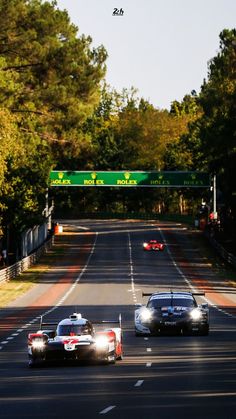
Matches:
[143,240,165,251]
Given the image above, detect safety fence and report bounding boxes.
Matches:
[21,223,48,258]
[0,236,54,284]
[205,232,236,269]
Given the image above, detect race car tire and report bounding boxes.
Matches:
[28,359,36,368]
[199,325,209,336]
[182,327,192,336]
[28,356,42,368]
[107,354,116,364]
[135,331,142,336]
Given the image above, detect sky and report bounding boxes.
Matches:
[56,0,236,110]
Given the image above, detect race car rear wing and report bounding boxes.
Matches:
[39,317,57,330]
[142,291,205,297]
[91,313,122,328]
[39,313,122,330]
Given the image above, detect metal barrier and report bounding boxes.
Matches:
[205,232,236,269]
[21,223,48,258]
[0,236,54,284]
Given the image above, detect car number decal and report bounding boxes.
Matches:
[63,338,78,351]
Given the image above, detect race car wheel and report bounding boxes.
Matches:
[107,354,116,364]
[28,354,46,367]
[28,359,35,368]
[199,325,209,336]
[135,331,143,337]
[28,356,40,368]
[182,327,192,336]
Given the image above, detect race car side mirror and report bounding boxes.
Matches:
[199,303,208,310]
[42,330,56,339]
[135,303,143,308]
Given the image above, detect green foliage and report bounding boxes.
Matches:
[168,28,236,229]
[89,87,193,172]
[0,0,107,245]
[186,30,236,206]
[1,2,235,251]
[199,30,236,171]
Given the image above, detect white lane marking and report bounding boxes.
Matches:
[127,288,141,292]
[146,348,152,352]
[158,228,196,293]
[128,233,137,305]
[99,406,116,414]
[76,226,89,231]
[134,380,144,387]
[144,337,149,340]
[146,362,152,367]
[0,233,99,351]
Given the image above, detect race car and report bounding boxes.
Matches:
[135,291,209,336]
[27,312,123,367]
[143,240,165,251]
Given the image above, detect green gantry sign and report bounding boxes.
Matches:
[49,171,210,188]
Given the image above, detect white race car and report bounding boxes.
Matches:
[28,312,123,367]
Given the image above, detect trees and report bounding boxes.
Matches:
[0,0,107,158]
[1,1,235,252]
[70,88,200,216]
[177,30,236,212]
[0,0,107,258]
[169,29,236,232]
[198,29,236,205]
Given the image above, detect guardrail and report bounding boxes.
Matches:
[205,232,236,269]
[0,236,54,284]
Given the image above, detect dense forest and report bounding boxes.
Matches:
[0,0,235,255]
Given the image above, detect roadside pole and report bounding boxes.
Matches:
[213,174,217,219]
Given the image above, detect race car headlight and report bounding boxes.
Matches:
[190,308,202,320]
[140,308,152,322]
[95,336,109,349]
[32,339,45,350]
[143,242,148,248]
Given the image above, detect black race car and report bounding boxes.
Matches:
[135,291,209,336]
[28,312,123,367]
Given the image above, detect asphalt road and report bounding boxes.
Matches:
[0,220,236,419]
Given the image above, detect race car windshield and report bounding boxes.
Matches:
[57,325,90,336]
[147,298,195,309]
